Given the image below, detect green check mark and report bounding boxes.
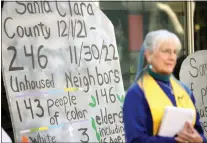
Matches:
[89,95,96,107]
[91,117,100,142]
[117,94,125,104]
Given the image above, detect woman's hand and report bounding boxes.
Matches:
[175,122,203,143]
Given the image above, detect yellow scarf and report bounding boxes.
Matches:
[138,73,196,135]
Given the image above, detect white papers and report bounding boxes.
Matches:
[158,106,195,137]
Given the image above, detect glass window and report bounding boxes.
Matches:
[194,1,207,51]
[100,1,188,90]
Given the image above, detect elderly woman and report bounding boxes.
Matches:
[123,30,206,143]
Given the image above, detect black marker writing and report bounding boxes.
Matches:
[10,74,54,92]
[7,45,48,72]
[189,58,207,78]
[78,128,89,143]
[95,107,123,126]
[99,124,124,137]
[201,86,207,105]
[189,58,198,78]
[67,2,94,17]
[47,93,76,116]
[4,18,50,39]
[29,133,56,143]
[15,1,52,15]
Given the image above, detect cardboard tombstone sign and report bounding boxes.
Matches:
[2,1,125,142]
[180,50,207,137]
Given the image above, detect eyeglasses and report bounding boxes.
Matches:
[160,48,180,56]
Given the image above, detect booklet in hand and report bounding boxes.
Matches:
[158,106,195,137]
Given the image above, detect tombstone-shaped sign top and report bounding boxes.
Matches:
[2,1,125,142]
[180,50,207,137]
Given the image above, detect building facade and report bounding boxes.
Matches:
[99,1,207,90]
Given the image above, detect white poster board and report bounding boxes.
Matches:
[180,50,207,137]
[2,1,125,142]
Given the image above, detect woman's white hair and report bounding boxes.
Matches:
[135,30,182,80]
[143,29,182,52]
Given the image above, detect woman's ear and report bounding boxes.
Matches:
[144,50,152,64]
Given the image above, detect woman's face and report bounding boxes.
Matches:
[146,39,178,75]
